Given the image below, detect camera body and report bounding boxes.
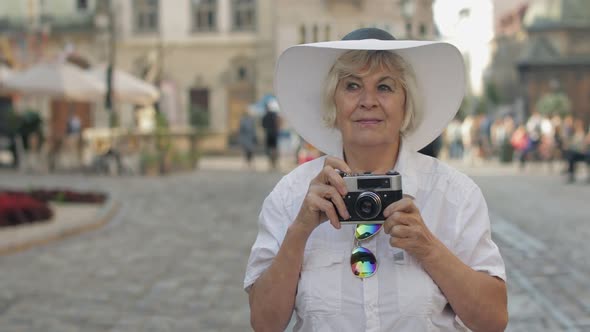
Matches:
[338,171,403,224]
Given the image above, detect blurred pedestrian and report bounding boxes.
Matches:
[66,111,81,136]
[563,118,590,183]
[491,116,514,163]
[238,107,258,169]
[65,108,83,168]
[446,118,463,159]
[476,113,492,160]
[511,124,530,169]
[461,114,476,164]
[538,114,557,170]
[261,103,280,170]
[522,110,543,165]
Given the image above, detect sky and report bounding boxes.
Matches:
[433,0,467,37]
[433,0,494,40]
[432,0,495,96]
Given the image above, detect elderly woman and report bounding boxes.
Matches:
[244,28,507,332]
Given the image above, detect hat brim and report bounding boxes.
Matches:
[275,39,465,156]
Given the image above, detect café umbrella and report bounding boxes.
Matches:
[2,62,105,102]
[88,65,160,106]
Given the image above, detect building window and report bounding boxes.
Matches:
[189,88,210,128]
[77,0,88,11]
[134,0,159,33]
[238,67,247,81]
[419,23,426,37]
[232,0,256,31]
[192,0,217,32]
[313,24,318,42]
[324,25,331,41]
[405,22,412,37]
[299,25,306,44]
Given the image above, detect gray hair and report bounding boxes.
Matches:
[321,50,421,135]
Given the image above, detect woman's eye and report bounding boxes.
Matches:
[378,84,393,91]
[346,82,360,90]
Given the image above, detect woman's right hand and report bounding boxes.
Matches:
[294,156,352,232]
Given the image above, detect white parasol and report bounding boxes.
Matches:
[2,62,105,102]
[88,65,160,106]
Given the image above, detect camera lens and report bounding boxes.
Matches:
[354,192,382,220]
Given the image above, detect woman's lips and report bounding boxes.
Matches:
[356,119,382,125]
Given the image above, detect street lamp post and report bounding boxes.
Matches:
[96,0,118,128]
[106,0,117,128]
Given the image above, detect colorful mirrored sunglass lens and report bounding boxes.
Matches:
[350,247,377,278]
[355,224,382,240]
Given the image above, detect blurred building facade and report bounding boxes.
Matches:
[487,1,529,105]
[0,0,105,143]
[275,0,436,55]
[111,0,274,151]
[0,0,100,67]
[488,0,590,123]
[1,0,436,152]
[518,0,590,123]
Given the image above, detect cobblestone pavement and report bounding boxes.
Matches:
[0,166,282,332]
[0,156,588,331]
[451,160,590,332]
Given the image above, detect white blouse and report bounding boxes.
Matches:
[244,144,506,331]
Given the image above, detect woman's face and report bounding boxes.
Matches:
[333,65,406,150]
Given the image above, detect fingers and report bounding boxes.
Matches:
[389,224,413,238]
[386,223,415,249]
[312,157,351,196]
[299,157,351,231]
[385,222,417,249]
[315,195,342,229]
[383,210,417,236]
[324,156,352,174]
[383,197,418,218]
[304,183,348,229]
[310,183,350,221]
[320,165,349,195]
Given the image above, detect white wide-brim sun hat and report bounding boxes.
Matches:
[274,30,466,157]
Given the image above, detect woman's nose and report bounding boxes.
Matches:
[359,88,378,109]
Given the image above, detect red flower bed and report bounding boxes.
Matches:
[29,189,107,204]
[0,188,107,227]
[0,192,53,226]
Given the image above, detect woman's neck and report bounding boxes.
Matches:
[343,142,400,175]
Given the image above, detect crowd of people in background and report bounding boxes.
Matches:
[238,101,590,183]
[442,111,590,184]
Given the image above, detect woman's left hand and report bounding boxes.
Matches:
[382,197,442,263]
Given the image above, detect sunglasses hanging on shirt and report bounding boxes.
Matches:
[350,224,381,278]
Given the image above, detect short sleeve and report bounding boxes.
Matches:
[243,179,292,291]
[453,186,506,281]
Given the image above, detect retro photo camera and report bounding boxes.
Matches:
[338,171,403,224]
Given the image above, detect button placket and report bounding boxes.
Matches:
[363,234,380,332]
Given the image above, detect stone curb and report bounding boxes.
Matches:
[0,193,121,255]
